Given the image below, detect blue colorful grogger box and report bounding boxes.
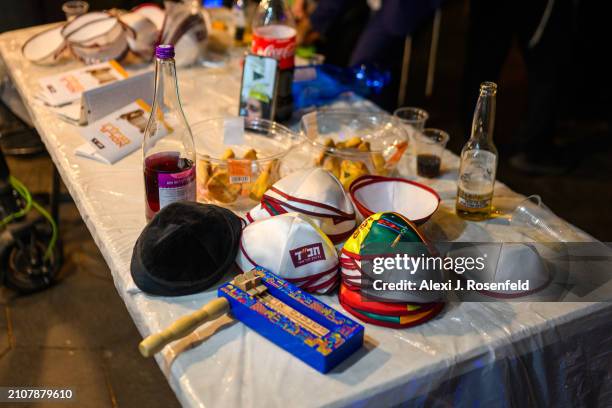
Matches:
[218,267,364,373]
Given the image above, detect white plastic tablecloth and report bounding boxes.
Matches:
[2,25,612,408]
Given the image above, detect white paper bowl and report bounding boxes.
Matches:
[66,17,122,46]
[22,25,67,65]
[133,4,165,32]
[66,16,128,63]
[161,2,207,67]
[61,11,111,38]
[349,175,440,225]
[452,243,556,300]
[119,12,159,60]
[70,27,128,63]
[174,26,207,67]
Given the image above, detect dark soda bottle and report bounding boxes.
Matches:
[251,0,296,122]
[143,45,196,221]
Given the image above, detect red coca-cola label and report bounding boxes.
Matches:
[252,25,296,70]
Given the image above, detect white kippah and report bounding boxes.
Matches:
[236,213,340,294]
[245,168,356,244]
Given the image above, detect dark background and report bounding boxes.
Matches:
[0,0,163,30]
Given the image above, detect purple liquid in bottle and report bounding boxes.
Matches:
[143,45,196,220]
[144,152,195,221]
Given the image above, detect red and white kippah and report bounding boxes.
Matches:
[236,213,340,294]
[245,168,356,245]
[349,175,440,225]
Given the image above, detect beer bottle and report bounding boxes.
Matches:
[456,82,498,221]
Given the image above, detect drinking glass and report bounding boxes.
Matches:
[510,195,585,242]
[415,128,449,178]
[62,1,89,21]
[393,107,429,131]
[393,107,429,176]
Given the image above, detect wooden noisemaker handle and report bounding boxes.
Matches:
[139,297,230,357]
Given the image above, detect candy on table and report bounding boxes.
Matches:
[322,155,341,179]
[357,140,371,152]
[243,148,258,160]
[202,147,281,204]
[339,160,368,190]
[221,148,236,160]
[313,136,395,185]
[344,136,363,149]
[198,155,213,186]
[371,152,387,176]
[206,148,241,203]
[315,137,335,166]
[249,159,279,201]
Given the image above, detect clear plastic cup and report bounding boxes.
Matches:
[510,195,585,242]
[415,128,449,178]
[192,117,299,211]
[393,107,429,176]
[393,107,429,131]
[62,1,89,21]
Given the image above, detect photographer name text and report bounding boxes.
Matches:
[372,279,530,292]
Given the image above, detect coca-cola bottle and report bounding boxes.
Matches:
[251,0,296,122]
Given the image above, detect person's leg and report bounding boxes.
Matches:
[318,1,370,67]
[511,0,574,172]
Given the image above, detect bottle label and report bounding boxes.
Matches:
[457,150,496,209]
[158,167,196,209]
[457,188,493,209]
[252,25,296,70]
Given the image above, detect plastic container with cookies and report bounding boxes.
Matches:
[193,117,299,211]
[299,110,410,190]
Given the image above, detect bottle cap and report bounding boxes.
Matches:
[155,44,175,59]
[480,81,497,95]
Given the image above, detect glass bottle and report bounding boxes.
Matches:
[143,44,196,221]
[232,0,246,44]
[456,82,498,221]
[251,0,296,122]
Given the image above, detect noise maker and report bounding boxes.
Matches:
[139,268,364,373]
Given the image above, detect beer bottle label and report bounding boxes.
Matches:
[456,187,492,209]
[457,150,496,209]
